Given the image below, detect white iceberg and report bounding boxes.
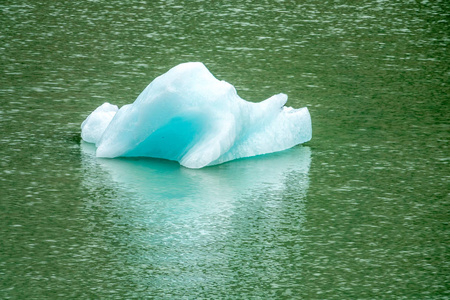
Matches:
[81,102,118,144]
[81,62,312,168]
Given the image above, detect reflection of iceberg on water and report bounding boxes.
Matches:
[80,143,311,292]
[80,142,311,202]
[81,62,312,168]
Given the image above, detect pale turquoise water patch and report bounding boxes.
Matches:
[1,0,449,298]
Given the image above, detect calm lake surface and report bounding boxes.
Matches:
[1,0,449,298]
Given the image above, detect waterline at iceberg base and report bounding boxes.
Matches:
[81,62,312,168]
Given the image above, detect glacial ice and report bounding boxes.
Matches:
[81,62,312,168]
[81,103,118,144]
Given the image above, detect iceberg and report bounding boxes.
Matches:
[81,62,312,168]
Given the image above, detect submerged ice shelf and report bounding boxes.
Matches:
[81,62,312,168]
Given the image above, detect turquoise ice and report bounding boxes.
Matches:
[81,62,312,168]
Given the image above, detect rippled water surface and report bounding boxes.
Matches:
[1,0,449,298]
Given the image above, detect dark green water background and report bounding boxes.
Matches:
[1,0,449,298]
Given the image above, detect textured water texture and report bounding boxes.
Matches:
[81,62,312,168]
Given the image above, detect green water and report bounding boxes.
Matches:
[1,0,449,298]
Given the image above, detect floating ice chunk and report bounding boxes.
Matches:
[81,62,312,168]
[81,103,118,144]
